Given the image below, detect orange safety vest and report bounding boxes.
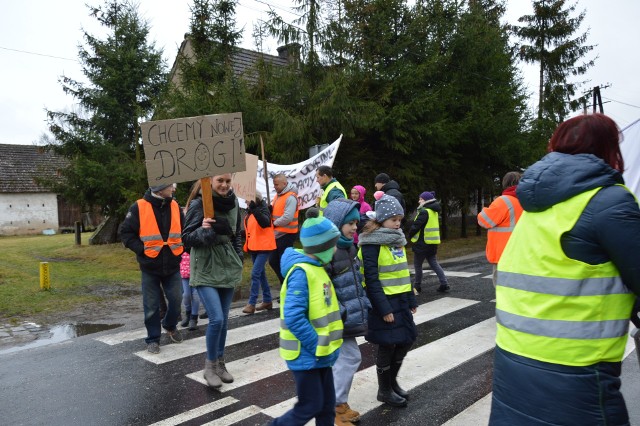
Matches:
[272,191,299,234]
[243,213,277,252]
[137,199,184,258]
[477,194,523,263]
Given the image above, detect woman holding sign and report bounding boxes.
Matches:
[182,174,244,389]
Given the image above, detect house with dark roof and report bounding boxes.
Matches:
[169,34,300,86]
[0,144,100,235]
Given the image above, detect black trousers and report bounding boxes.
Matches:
[269,232,298,284]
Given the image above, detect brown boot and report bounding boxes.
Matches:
[336,403,360,422]
[334,415,355,426]
[255,301,273,311]
[242,304,255,314]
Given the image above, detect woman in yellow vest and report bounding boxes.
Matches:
[273,208,343,426]
[408,191,448,293]
[242,192,276,314]
[358,194,417,408]
[490,114,640,425]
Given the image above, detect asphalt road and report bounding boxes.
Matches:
[0,254,638,425]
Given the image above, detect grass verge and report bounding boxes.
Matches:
[0,232,487,322]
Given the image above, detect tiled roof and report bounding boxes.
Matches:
[170,37,296,86]
[0,144,67,193]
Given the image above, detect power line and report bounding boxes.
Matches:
[0,46,78,62]
[602,96,640,110]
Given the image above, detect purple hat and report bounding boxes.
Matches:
[420,191,435,201]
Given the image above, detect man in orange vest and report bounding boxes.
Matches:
[120,183,185,354]
[477,172,523,286]
[269,174,300,284]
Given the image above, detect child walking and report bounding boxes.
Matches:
[271,209,343,426]
[179,251,200,330]
[407,191,449,293]
[358,194,417,408]
[324,198,372,425]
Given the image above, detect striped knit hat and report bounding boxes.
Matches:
[300,208,340,263]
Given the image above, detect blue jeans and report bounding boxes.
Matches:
[181,278,200,316]
[272,367,336,426]
[196,286,234,360]
[249,252,272,305]
[413,246,447,287]
[141,270,182,344]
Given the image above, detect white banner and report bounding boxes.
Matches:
[621,118,640,199]
[238,135,342,209]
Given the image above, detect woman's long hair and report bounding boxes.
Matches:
[548,113,624,172]
[185,179,203,213]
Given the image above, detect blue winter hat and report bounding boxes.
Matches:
[419,191,435,202]
[300,208,340,263]
[375,194,404,222]
[323,198,360,229]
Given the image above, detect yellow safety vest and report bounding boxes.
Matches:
[279,262,344,360]
[137,199,183,258]
[359,245,412,295]
[410,207,441,244]
[496,186,635,366]
[319,181,347,216]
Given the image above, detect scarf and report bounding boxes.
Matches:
[212,190,237,212]
[358,227,406,247]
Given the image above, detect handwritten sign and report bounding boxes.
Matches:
[140,112,246,186]
[233,153,259,203]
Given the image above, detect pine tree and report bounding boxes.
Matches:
[44,0,167,242]
[513,0,595,134]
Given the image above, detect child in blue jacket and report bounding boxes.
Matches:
[271,208,343,426]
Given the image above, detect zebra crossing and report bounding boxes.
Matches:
[90,265,639,426]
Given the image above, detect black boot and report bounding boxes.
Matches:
[376,365,407,407]
[389,361,409,400]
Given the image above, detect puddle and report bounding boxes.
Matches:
[0,323,123,355]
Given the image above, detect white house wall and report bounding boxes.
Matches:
[0,193,59,235]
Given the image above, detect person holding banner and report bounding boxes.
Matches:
[316,166,347,216]
[269,174,300,284]
[182,174,244,389]
[120,183,185,354]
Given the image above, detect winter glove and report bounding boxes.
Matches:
[248,200,257,211]
[210,217,232,235]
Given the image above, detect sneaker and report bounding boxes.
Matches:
[147,342,160,354]
[180,316,190,327]
[436,284,450,293]
[167,329,183,343]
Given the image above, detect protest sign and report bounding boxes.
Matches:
[233,153,259,203]
[252,135,342,209]
[140,112,246,187]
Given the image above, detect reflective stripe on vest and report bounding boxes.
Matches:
[243,213,276,252]
[279,262,344,360]
[480,195,517,233]
[137,199,184,258]
[319,181,347,215]
[272,191,299,233]
[358,245,412,295]
[496,186,635,366]
[410,208,441,244]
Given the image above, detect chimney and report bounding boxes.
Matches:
[277,43,301,65]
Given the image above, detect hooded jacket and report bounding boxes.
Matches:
[378,180,406,216]
[516,152,640,296]
[279,247,341,371]
[120,189,185,276]
[408,199,442,253]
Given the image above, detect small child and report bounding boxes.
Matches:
[323,198,372,425]
[271,208,343,426]
[407,191,449,293]
[358,194,417,408]
[179,251,200,330]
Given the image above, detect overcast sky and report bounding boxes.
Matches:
[1,0,639,147]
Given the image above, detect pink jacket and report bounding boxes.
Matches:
[179,252,190,279]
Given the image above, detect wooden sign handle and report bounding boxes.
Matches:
[200,177,215,218]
